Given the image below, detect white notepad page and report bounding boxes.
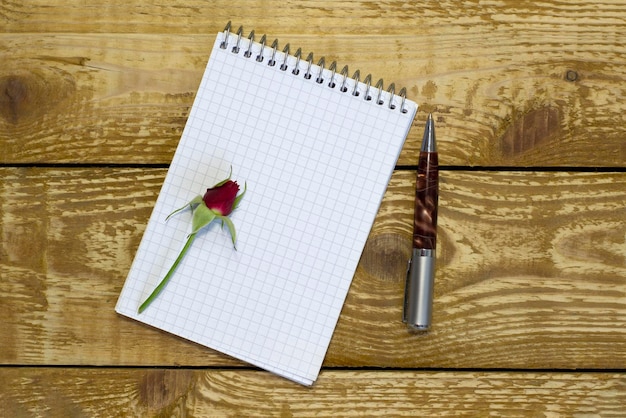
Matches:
[116,29,417,385]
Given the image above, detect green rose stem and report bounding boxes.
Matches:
[138,232,197,314]
[138,174,245,314]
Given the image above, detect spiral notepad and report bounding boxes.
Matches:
[116,23,417,385]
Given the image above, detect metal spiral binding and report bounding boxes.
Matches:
[219,22,409,113]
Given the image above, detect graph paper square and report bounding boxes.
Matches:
[115,31,417,385]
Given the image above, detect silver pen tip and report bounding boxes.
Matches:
[421,113,437,153]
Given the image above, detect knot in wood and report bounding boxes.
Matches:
[0,67,76,125]
[500,106,561,157]
[360,233,409,283]
[565,70,579,82]
[1,76,29,124]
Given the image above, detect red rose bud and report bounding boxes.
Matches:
[203,180,240,216]
[138,172,246,314]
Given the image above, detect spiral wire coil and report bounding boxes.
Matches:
[219,22,409,114]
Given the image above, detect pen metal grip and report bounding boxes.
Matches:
[413,151,439,250]
[403,249,435,330]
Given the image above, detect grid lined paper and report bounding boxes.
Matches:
[115,30,417,385]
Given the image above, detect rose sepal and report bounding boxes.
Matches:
[165,195,203,221]
[232,182,247,212]
[218,214,237,248]
[191,202,218,235]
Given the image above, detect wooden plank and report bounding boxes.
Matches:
[3,0,626,36]
[0,368,624,416]
[1,168,624,368]
[2,15,626,166]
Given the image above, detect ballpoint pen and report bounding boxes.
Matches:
[403,113,438,331]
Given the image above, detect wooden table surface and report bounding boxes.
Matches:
[2,1,625,416]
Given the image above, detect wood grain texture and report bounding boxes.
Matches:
[2,1,626,166]
[339,170,626,368]
[0,167,239,366]
[0,368,624,417]
[1,168,624,368]
[2,1,626,411]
